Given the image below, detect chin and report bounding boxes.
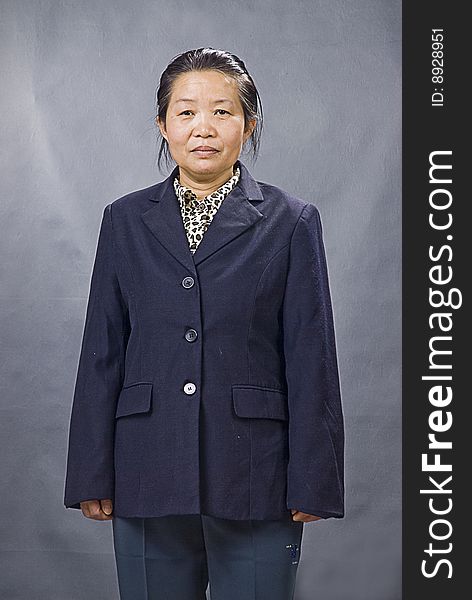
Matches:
[189,158,220,170]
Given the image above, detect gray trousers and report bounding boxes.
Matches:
[112,512,304,600]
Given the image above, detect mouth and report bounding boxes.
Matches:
[192,147,219,156]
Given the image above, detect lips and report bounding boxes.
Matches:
[192,146,218,153]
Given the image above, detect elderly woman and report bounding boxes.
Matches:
[64,47,345,600]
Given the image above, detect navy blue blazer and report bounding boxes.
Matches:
[63,159,345,521]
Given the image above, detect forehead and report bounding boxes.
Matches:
[170,70,240,104]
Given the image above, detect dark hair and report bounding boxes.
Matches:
[154,47,264,173]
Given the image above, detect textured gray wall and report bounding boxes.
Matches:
[0,0,401,598]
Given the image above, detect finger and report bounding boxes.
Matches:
[80,500,94,518]
[81,500,112,521]
[100,499,113,516]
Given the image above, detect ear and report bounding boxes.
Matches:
[156,116,168,141]
[244,118,257,143]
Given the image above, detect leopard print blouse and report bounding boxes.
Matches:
[173,164,241,254]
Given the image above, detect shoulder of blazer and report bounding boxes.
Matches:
[107,182,163,216]
[256,180,322,223]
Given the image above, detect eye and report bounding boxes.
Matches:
[215,109,230,115]
[179,110,193,116]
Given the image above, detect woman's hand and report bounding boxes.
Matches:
[80,499,114,520]
[290,508,323,523]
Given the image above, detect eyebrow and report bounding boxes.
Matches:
[174,98,234,105]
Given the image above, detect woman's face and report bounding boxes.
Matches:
[157,70,255,181]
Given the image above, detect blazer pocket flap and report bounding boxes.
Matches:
[115,382,153,418]
[232,385,288,421]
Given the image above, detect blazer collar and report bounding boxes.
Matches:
[141,159,265,270]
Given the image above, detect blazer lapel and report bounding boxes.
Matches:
[141,159,265,271]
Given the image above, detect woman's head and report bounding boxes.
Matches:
[155,48,263,179]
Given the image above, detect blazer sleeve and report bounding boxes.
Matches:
[282,202,345,519]
[63,203,130,509]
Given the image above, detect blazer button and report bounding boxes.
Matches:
[183,382,197,395]
[182,276,194,288]
[185,328,198,342]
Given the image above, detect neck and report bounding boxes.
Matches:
[178,165,235,200]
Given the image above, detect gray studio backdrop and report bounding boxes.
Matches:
[0,1,401,598]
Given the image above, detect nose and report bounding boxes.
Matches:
[192,114,216,137]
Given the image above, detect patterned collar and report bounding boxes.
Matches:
[173,165,240,212]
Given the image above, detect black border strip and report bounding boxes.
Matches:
[403,2,466,597]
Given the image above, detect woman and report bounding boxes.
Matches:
[64,47,345,599]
